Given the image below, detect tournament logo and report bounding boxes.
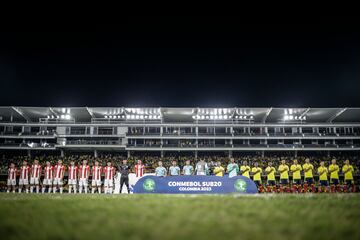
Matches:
[143,178,156,192]
[234,179,247,192]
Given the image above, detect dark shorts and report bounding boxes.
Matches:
[280,179,289,185]
[267,180,276,186]
[254,180,262,187]
[330,178,339,185]
[304,178,314,185]
[293,179,302,185]
[319,180,328,186]
[345,180,353,186]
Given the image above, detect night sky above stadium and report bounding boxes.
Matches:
[1,22,360,107]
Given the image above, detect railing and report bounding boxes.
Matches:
[66,140,120,145]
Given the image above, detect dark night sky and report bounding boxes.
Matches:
[1,22,360,107]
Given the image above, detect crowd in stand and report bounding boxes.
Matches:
[1,154,359,175]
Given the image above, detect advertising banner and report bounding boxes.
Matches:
[133,175,258,194]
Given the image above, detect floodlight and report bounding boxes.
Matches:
[289,115,294,120]
[284,115,289,120]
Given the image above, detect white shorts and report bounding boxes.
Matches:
[197,172,206,176]
[79,178,88,187]
[43,179,53,186]
[91,179,102,187]
[68,179,77,185]
[7,179,16,186]
[30,177,40,185]
[19,179,29,185]
[53,178,63,185]
[104,179,113,187]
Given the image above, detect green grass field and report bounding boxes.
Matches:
[0,193,360,240]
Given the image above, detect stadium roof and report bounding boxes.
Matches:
[0,107,359,123]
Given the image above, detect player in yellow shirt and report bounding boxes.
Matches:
[342,159,355,192]
[240,161,251,178]
[213,161,225,177]
[278,159,289,192]
[251,162,263,190]
[265,162,276,185]
[290,159,302,193]
[328,158,340,192]
[317,161,329,192]
[302,158,315,192]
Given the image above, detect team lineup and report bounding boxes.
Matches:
[6,157,356,194]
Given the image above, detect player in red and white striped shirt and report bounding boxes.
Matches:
[134,160,145,178]
[7,163,17,193]
[68,161,78,194]
[18,161,30,193]
[42,161,54,193]
[78,160,90,194]
[30,159,42,193]
[91,161,102,194]
[103,162,115,194]
[53,160,66,194]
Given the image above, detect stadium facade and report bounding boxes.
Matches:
[0,107,359,157]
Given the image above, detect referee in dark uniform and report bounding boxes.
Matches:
[117,159,130,193]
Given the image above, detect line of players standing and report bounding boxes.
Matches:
[6,159,145,194]
[154,158,356,193]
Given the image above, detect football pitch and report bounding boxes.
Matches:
[0,194,360,240]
